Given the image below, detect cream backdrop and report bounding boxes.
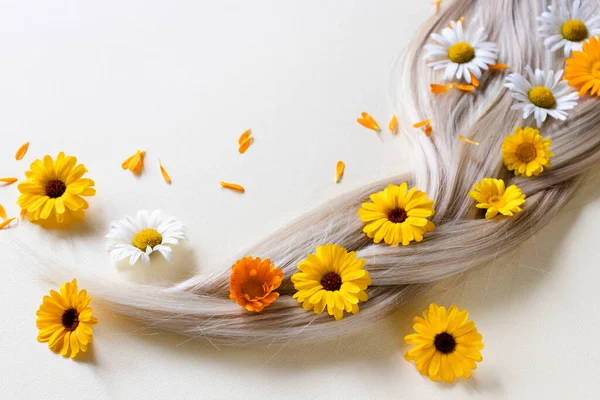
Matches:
[0,1,599,399]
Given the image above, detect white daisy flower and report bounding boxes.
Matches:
[505,66,579,128]
[538,0,600,57]
[424,20,499,84]
[106,210,186,266]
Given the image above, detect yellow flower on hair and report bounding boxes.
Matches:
[17,153,96,227]
[291,244,371,320]
[357,183,435,246]
[36,279,98,358]
[468,178,525,219]
[404,303,484,383]
[565,35,600,96]
[502,126,552,177]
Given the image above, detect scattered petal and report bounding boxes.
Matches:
[452,83,476,92]
[238,136,253,154]
[388,115,398,134]
[0,217,16,229]
[0,204,6,220]
[489,63,509,70]
[448,17,464,28]
[357,112,381,132]
[20,208,27,218]
[335,161,345,183]
[0,177,18,185]
[220,181,245,193]
[458,135,479,145]
[159,161,172,184]
[470,72,480,87]
[430,84,452,94]
[413,119,431,129]
[15,141,29,161]
[122,150,146,175]
[424,124,432,137]
[238,129,252,144]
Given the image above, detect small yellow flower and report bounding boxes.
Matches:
[36,279,98,358]
[565,35,600,96]
[502,126,552,177]
[405,304,484,383]
[291,244,371,320]
[17,152,96,226]
[358,183,435,246]
[469,178,525,219]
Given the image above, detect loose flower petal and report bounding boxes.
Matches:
[0,177,18,185]
[335,161,345,183]
[220,181,245,193]
[20,208,27,218]
[15,141,29,161]
[238,136,253,154]
[424,124,432,137]
[488,63,509,70]
[389,115,398,134]
[122,150,146,175]
[159,161,172,184]
[0,204,6,220]
[448,17,464,28]
[470,72,480,87]
[357,112,381,132]
[0,217,16,229]
[452,83,476,92]
[431,84,452,93]
[413,119,431,128]
[238,129,252,144]
[458,135,479,145]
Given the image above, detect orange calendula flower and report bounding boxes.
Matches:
[0,217,16,229]
[488,63,509,70]
[0,177,18,185]
[229,257,283,312]
[452,83,476,92]
[458,135,479,145]
[388,115,398,134]
[15,141,29,160]
[122,150,146,175]
[220,181,245,193]
[159,161,171,184]
[430,84,452,93]
[335,161,345,183]
[356,112,381,132]
[565,35,600,96]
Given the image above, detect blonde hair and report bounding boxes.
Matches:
[40,0,600,345]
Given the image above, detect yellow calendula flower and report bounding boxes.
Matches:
[291,244,371,320]
[357,183,435,246]
[468,178,525,219]
[502,126,553,177]
[17,153,96,227]
[36,279,98,358]
[405,304,484,383]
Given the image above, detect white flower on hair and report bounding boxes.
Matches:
[424,20,499,84]
[538,0,600,57]
[505,66,579,128]
[106,210,186,265]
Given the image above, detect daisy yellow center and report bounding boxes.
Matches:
[488,195,505,208]
[434,332,457,354]
[132,228,162,250]
[448,42,475,64]
[61,308,80,331]
[388,208,408,223]
[45,179,67,198]
[561,19,589,42]
[516,142,537,163]
[241,278,267,300]
[528,86,556,109]
[320,272,342,291]
[592,61,600,79]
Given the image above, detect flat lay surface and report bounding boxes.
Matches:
[0,1,599,398]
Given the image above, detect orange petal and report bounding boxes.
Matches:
[452,83,476,92]
[0,217,16,229]
[448,17,463,28]
[357,112,381,132]
[335,161,345,183]
[488,63,509,70]
[430,84,452,93]
[413,119,431,128]
[159,161,171,184]
[15,141,29,161]
[424,125,432,137]
[220,181,245,193]
[0,204,6,220]
[458,135,479,145]
[20,208,27,218]
[122,150,145,175]
[388,115,398,134]
[470,72,480,87]
[0,177,18,185]
[238,137,253,154]
[238,129,252,144]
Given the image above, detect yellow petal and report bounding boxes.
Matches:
[0,204,6,220]
[15,141,29,160]
[238,129,252,144]
[452,83,476,92]
[470,72,480,87]
[458,135,479,145]
[413,119,430,128]
[388,115,398,133]
[159,161,172,184]
[0,177,18,185]
[335,161,345,183]
[488,63,509,70]
[220,181,245,193]
[0,217,16,229]
[430,84,451,93]
[238,136,253,154]
[357,112,381,132]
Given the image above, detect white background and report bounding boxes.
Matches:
[0,1,599,399]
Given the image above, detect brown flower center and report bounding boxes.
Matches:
[45,179,67,198]
[388,208,408,223]
[516,142,537,163]
[241,279,267,300]
[61,308,80,331]
[434,332,456,354]
[320,272,342,291]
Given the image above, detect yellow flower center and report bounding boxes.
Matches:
[528,86,556,109]
[561,19,589,42]
[241,279,267,300]
[45,179,67,198]
[61,308,80,331]
[448,42,476,64]
[132,228,162,250]
[434,332,456,354]
[488,195,506,208]
[515,142,537,163]
[320,272,342,291]
[592,61,600,79]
